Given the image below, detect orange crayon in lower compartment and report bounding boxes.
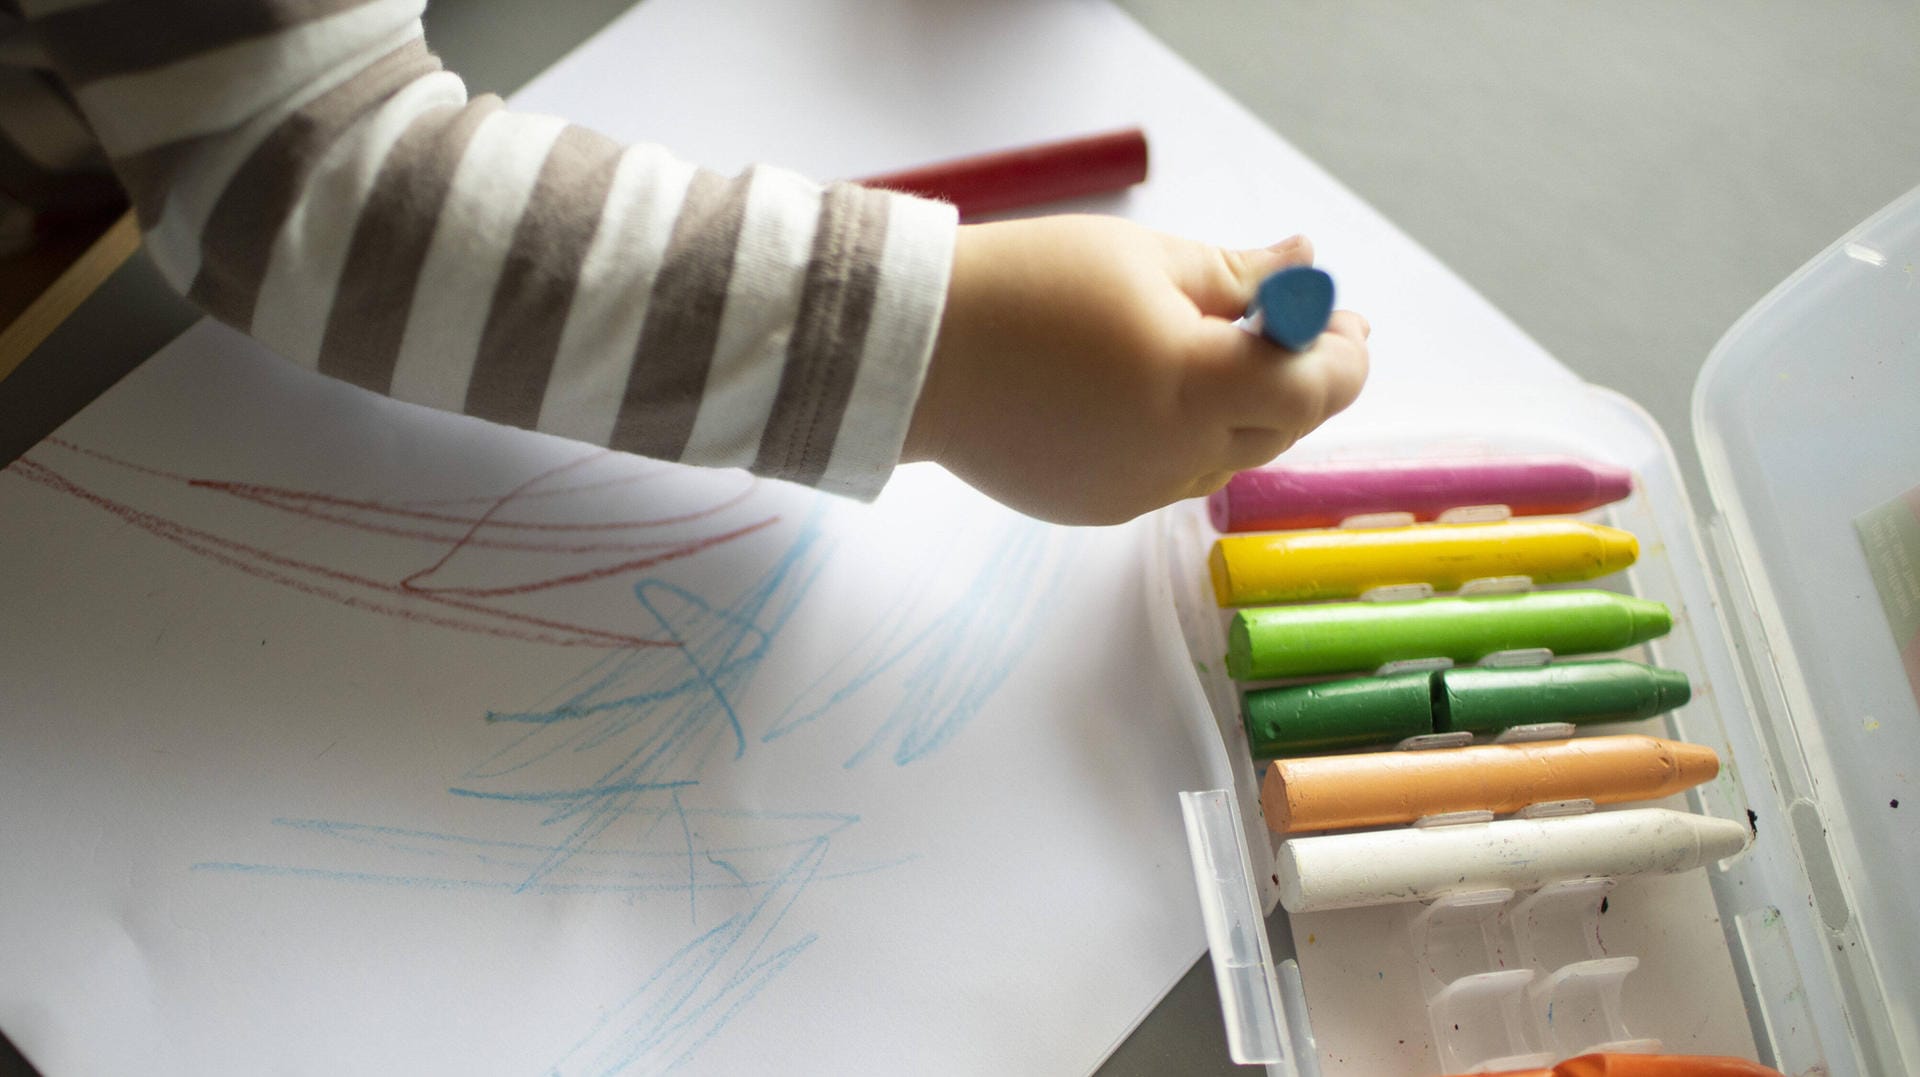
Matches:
[1466,1051,1785,1077]
[1260,734,1719,833]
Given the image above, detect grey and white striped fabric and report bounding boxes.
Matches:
[1,0,955,497]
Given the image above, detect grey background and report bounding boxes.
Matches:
[4,1,1917,1074]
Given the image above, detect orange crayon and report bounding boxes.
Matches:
[1261,734,1719,833]
[1467,1051,1785,1077]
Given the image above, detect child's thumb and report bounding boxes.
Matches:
[1177,234,1316,319]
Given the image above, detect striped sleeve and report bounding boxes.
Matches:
[20,0,956,499]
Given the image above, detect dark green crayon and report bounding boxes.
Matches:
[1243,659,1693,757]
[1438,660,1691,734]
[1225,590,1672,681]
[1244,672,1432,756]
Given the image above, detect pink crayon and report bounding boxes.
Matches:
[1208,455,1634,533]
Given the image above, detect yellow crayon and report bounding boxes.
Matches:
[1209,519,1640,607]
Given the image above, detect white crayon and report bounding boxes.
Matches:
[1276,808,1751,913]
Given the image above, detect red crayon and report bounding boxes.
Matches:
[856,127,1149,220]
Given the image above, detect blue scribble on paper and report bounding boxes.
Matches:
[196,810,903,897]
[764,519,1058,767]
[551,836,832,1075]
[195,496,1079,1074]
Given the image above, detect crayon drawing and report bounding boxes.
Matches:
[10,431,1076,1073]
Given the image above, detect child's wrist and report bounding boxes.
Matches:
[901,224,984,465]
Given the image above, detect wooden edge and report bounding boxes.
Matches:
[0,210,142,385]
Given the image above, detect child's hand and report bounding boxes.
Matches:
[903,216,1370,525]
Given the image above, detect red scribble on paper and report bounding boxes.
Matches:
[10,439,777,649]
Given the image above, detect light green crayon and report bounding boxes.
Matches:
[1226,590,1672,680]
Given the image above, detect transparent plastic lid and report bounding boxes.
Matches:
[1692,184,1920,1072]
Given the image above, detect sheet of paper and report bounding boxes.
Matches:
[0,1,1586,1073]
[1,320,1226,1075]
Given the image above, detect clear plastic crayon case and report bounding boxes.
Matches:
[1151,186,1920,1077]
[1150,426,1761,1076]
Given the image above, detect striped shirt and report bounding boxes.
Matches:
[1,0,956,498]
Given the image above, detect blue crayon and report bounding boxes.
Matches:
[1246,266,1335,350]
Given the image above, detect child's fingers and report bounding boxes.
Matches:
[1187,318,1369,433]
[1224,427,1299,470]
[1326,308,1371,342]
[1183,469,1240,500]
[1171,234,1315,320]
[1268,234,1315,266]
[1284,330,1369,427]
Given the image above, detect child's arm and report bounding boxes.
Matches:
[24,0,951,499]
[21,0,1366,524]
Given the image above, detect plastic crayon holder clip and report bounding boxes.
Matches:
[1496,722,1580,744]
[1375,655,1456,676]
[1459,576,1539,597]
[1437,504,1516,525]
[1406,870,1657,1073]
[1506,879,1660,1059]
[1355,575,1540,605]
[1364,583,1441,604]
[1389,714,1569,756]
[1395,730,1477,752]
[1339,511,1421,530]
[1408,887,1548,1074]
[1479,647,1558,668]
[1338,504,1514,530]
[1374,645,1555,681]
